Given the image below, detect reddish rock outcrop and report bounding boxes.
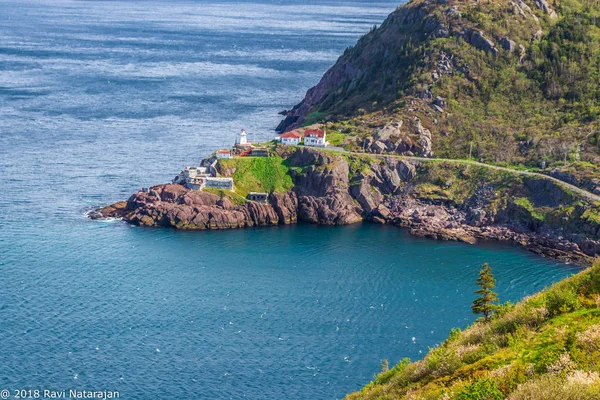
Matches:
[288,148,362,225]
[97,184,297,230]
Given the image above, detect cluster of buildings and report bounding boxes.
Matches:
[279,128,328,147]
[216,129,270,159]
[172,129,269,201]
[172,165,234,191]
[171,127,328,203]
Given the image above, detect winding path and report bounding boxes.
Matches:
[319,146,600,203]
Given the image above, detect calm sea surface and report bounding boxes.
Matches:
[0,1,581,399]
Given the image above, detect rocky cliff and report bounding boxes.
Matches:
[92,184,297,229]
[94,146,600,265]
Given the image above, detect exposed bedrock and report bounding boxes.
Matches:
[94,148,600,263]
[288,148,362,225]
[94,184,298,230]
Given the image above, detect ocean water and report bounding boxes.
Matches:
[0,0,581,399]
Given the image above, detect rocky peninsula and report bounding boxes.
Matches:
[93,0,600,269]
[92,144,600,266]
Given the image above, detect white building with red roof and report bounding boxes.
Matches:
[304,128,327,147]
[280,132,302,145]
[216,149,232,159]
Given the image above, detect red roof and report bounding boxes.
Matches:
[304,128,325,138]
[281,132,301,138]
[217,149,230,154]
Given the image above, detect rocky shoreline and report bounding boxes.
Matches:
[383,196,592,267]
[91,147,600,267]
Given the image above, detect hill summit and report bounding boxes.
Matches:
[278,0,600,175]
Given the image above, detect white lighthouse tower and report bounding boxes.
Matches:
[236,128,248,146]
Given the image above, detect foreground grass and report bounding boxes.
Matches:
[216,156,294,197]
[347,261,600,399]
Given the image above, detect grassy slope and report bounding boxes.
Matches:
[347,261,600,399]
[297,0,600,180]
[216,156,294,197]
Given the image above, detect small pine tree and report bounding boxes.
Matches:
[380,359,389,373]
[472,263,499,322]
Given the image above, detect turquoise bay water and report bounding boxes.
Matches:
[0,1,581,399]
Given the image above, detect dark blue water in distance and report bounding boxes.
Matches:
[0,0,581,399]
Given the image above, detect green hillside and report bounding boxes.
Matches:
[348,261,600,399]
[279,0,600,183]
[216,156,294,197]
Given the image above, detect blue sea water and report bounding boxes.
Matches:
[0,0,582,399]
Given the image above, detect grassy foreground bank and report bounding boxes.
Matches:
[348,261,600,399]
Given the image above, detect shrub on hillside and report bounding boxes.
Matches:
[491,305,549,335]
[587,262,600,294]
[546,352,577,375]
[490,362,535,395]
[545,287,581,316]
[456,378,504,400]
[576,325,600,354]
[373,358,409,386]
[508,373,600,400]
[426,346,462,378]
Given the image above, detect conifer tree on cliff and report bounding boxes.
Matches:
[472,263,499,322]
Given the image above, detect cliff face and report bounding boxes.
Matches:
[95,147,600,264]
[95,184,298,229]
[286,148,363,225]
[277,2,431,132]
[278,0,600,176]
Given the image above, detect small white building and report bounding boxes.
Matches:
[173,166,234,191]
[173,166,213,189]
[216,149,231,159]
[185,176,207,191]
[247,192,268,204]
[173,166,210,185]
[280,132,301,145]
[205,177,234,190]
[304,128,327,147]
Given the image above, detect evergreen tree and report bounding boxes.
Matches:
[380,359,389,373]
[472,263,499,322]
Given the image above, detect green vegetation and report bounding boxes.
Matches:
[410,162,513,205]
[472,263,499,322]
[347,260,600,400]
[513,197,535,212]
[514,197,547,221]
[302,111,327,127]
[583,208,600,225]
[326,130,347,146]
[216,156,294,197]
[456,378,504,400]
[344,153,374,178]
[289,0,600,180]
